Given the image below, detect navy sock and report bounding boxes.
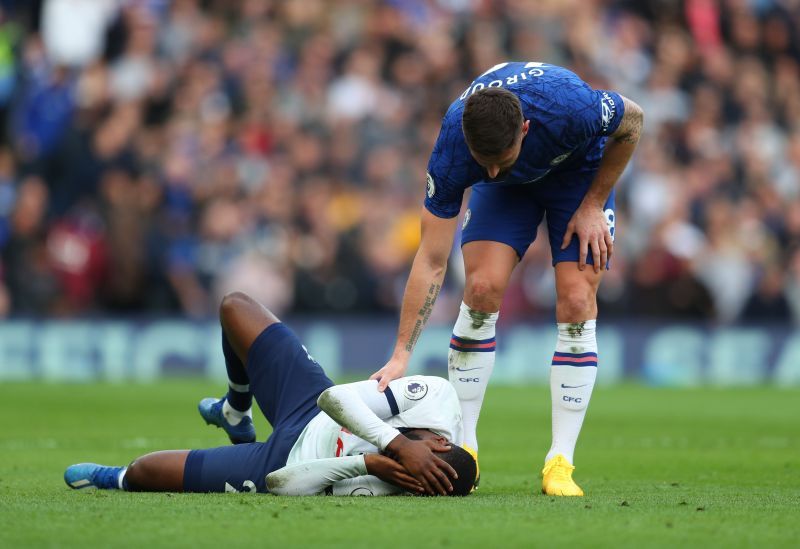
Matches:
[222,330,252,412]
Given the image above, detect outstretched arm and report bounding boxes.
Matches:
[370,208,458,390]
[266,454,421,496]
[561,95,644,272]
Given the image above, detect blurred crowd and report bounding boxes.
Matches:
[1,0,800,324]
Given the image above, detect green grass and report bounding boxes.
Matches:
[1,382,798,548]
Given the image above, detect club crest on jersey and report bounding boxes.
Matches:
[426,172,435,198]
[462,208,471,229]
[404,380,428,400]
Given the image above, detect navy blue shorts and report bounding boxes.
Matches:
[183,323,334,493]
[461,167,616,265]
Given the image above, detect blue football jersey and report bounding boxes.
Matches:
[425,62,626,218]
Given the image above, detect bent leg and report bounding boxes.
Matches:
[462,241,519,312]
[546,263,602,466]
[219,291,281,362]
[450,241,517,451]
[205,292,282,433]
[218,291,333,429]
[554,262,603,322]
[246,322,334,428]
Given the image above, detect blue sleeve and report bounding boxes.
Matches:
[567,88,626,142]
[424,114,471,219]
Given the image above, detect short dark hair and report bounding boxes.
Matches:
[437,445,477,496]
[461,87,524,157]
[403,430,477,496]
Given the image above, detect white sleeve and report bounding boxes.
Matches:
[331,476,404,496]
[384,376,447,414]
[316,381,402,450]
[266,455,368,496]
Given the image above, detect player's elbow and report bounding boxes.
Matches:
[317,386,340,413]
[418,247,449,273]
[613,96,644,144]
[265,471,288,495]
[416,234,451,271]
[623,97,644,129]
[317,385,350,426]
[317,387,332,410]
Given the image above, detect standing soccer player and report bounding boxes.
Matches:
[371,62,643,496]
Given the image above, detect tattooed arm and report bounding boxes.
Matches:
[370,208,458,391]
[561,95,644,272]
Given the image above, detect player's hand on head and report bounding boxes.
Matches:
[369,358,408,392]
[561,203,613,273]
[385,435,456,496]
[364,454,424,494]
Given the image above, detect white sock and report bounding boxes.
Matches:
[448,301,498,451]
[222,399,252,426]
[546,320,598,465]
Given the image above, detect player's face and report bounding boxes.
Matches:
[469,120,530,179]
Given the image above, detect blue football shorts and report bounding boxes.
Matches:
[461,166,616,266]
[183,323,334,493]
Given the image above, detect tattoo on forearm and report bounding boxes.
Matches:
[405,282,442,352]
[614,101,643,145]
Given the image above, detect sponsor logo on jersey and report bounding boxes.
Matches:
[404,380,428,400]
[600,92,617,130]
[462,208,471,229]
[426,172,435,198]
[550,152,572,166]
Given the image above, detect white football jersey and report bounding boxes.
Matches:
[287,375,463,464]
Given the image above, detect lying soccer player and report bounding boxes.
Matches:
[64,292,476,496]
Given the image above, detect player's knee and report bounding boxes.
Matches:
[464,277,503,311]
[219,291,251,323]
[124,458,150,491]
[556,282,597,319]
[557,294,593,319]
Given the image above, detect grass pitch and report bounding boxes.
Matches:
[1,381,798,548]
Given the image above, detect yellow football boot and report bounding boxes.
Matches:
[541,454,584,496]
[463,445,480,491]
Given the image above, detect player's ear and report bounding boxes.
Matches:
[521,119,530,136]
